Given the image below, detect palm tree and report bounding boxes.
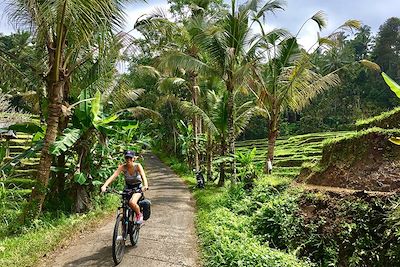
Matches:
[136,5,219,172]
[167,0,285,180]
[253,13,360,171]
[181,89,264,185]
[5,0,132,221]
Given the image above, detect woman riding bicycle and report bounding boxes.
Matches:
[101,150,148,223]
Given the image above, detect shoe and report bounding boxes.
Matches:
[135,212,143,224]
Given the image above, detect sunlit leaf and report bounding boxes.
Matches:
[389,137,400,146]
[91,91,102,121]
[74,172,87,185]
[382,72,400,98]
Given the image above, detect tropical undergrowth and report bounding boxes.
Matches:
[157,152,311,267]
[0,194,119,267]
[160,153,400,267]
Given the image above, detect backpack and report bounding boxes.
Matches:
[139,199,151,220]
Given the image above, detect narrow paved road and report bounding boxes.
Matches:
[42,154,200,267]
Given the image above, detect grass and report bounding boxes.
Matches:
[0,195,118,267]
[157,152,311,267]
[356,106,400,129]
[235,131,353,178]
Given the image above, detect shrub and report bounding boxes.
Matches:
[197,208,311,267]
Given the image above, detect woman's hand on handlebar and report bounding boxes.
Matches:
[101,185,108,193]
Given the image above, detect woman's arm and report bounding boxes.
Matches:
[101,165,123,192]
[137,163,148,191]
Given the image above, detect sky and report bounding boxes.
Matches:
[0,0,399,49]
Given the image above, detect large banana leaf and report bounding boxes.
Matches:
[50,128,82,156]
[91,91,102,122]
[382,72,400,98]
[381,72,400,145]
[94,114,119,128]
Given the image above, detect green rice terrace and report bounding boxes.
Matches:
[236,131,353,178]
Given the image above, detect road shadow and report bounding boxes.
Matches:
[62,245,137,267]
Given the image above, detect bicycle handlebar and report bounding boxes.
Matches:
[104,187,149,195]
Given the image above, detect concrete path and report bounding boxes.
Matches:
[42,154,200,267]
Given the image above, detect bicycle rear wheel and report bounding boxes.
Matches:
[112,213,126,265]
[130,223,140,246]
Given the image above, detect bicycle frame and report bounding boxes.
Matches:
[109,189,137,239]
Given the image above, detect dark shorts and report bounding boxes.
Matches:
[124,183,143,200]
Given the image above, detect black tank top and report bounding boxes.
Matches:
[123,164,142,185]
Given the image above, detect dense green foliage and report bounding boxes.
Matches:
[0,194,118,267]
[1,0,400,265]
[159,153,311,267]
[162,152,400,266]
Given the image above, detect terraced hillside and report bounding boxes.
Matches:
[236,131,353,178]
[0,133,39,233]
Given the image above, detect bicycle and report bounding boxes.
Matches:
[106,187,142,265]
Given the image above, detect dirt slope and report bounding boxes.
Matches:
[40,153,200,267]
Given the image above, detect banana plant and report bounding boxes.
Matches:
[49,90,120,212]
[234,147,261,190]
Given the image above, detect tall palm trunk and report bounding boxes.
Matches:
[226,79,236,181]
[25,81,64,222]
[206,131,213,182]
[189,71,200,172]
[54,113,69,195]
[24,22,67,222]
[265,112,279,172]
[218,135,227,186]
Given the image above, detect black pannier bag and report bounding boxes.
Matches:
[139,199,151,220]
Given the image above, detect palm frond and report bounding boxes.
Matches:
[157,77,188,93]
[253,0,286,22]
[179,101,219,135]
[336,19,362,32]
[311,11,327,31]
[286,71,340,112]
[124,107,162,121]
[234,106,264,138]
[158,51,212,76]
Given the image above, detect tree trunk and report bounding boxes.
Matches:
[74,184,91,213]
[189,72,200,172]
[24,81,64,222]
[206,132,212,182]
[55,115,69,195]
[226,79,236,182]
[73,131,93,213]
[218,136,227,187]
[265,113,279,172]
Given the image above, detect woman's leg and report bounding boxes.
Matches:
[129,193,142,216]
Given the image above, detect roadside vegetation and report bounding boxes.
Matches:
[1,0,400,266]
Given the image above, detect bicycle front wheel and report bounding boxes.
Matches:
[112,213,126,265]
[130,223,140,246]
